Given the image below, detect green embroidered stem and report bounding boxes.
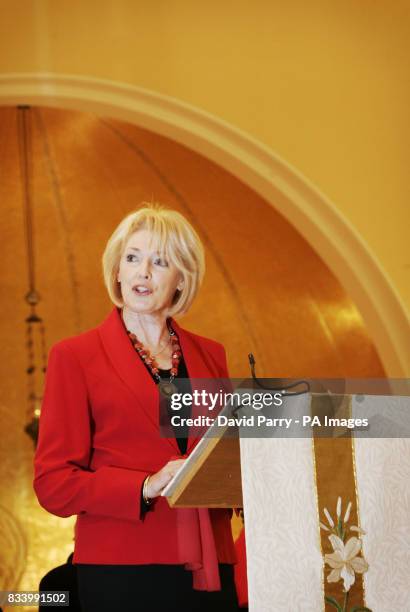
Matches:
[325,595,343,611]
[337,517,345,540]
[343,590,349,612]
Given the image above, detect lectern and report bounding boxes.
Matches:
[162,391,410,612]
[162,430,243,508]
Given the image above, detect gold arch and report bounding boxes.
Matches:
[0,72,408,376]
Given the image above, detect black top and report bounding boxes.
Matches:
[157,357,191,455]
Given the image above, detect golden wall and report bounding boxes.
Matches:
[0,0,409,312]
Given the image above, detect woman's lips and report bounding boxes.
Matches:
[133,285,152,296]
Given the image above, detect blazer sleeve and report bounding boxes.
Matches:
[33,342,148,522]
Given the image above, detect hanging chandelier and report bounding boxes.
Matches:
[17,105,48,446]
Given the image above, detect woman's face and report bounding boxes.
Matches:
[117,229,183,316]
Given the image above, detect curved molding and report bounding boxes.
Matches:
[0,72,408,376]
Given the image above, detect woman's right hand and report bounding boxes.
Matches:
[145,459,186,499]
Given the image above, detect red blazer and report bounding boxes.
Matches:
[33,307,236,572]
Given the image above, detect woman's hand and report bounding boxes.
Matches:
[145,459,186,499]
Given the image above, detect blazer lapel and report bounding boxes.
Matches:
[98,308,221,457]
[98,307,179,454]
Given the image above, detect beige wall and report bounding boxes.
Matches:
[0,0,408,313]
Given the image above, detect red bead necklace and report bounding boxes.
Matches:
[126,323,182,397]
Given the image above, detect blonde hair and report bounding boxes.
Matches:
[102,204,205,317]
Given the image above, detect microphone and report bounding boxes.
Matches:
[248,353,310,396]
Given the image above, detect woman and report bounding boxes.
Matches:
[33,205,239,611]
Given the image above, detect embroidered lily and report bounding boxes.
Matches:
[350,525,366,535]
[325,535,369,592]
[319,498,364,541]
[336,496,342,519]
[324,507,335,528]
[321,497,371,611]
[344,501,352,523]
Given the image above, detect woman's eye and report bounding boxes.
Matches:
[126,254,139,262]
[154,257,168,267]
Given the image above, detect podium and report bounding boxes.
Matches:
[162,391,410,612]
[162,432,243,508]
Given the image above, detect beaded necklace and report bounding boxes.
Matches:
[125,323,182,398]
